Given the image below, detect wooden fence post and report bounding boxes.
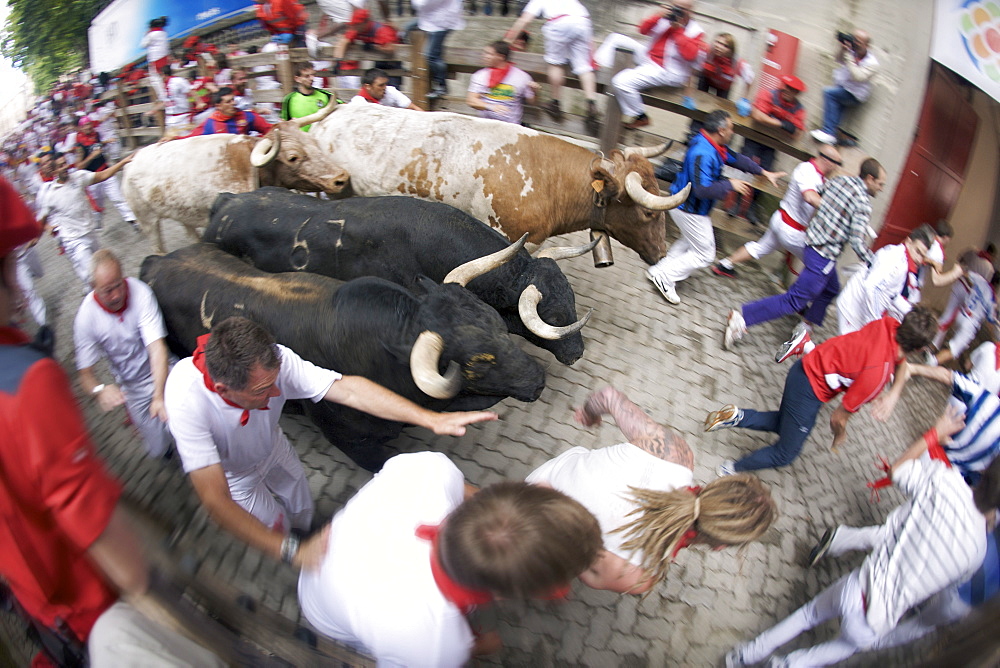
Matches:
[598,48,631,154]
[116,81,136,151]
[275,44,293,96]
[410,30,430,109]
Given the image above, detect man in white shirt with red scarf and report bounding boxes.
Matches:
[75,250,172,458]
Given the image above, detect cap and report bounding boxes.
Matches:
[350,8,370,25]
[0,177,41,259]
[780,75,806,92]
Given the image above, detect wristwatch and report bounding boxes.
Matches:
[92,384,105,395]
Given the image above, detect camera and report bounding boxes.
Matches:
[837,31,856,49]
[666,5,685,23]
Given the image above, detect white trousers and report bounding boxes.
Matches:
[89,600,224,667]
[612,62,686,117]
[87,175,136,223]
[969,341,1000,395]
[745,210,806,261]
[871,586,970,650]
[594,34,652,69]
[649,209,715,286]
[122,381,172,458]
[228,437,313,533]
[63,232,101,286]
[738,570,879,667]
[542,16,594,75]
[15,246,46,326]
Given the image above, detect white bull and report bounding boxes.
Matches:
[123,104,349,252]
[309,103,687,265]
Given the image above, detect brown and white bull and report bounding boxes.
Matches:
[122,105,350,252]
[309,103,689,265]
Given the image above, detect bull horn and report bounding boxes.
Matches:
[292,99,337,128]
[534,236,600,261]
[518,285,592,340]
[410,331,462,399]
[624,172,690,211]
[250,132,280,167]
[623,141,672,159]
[443,232,528,286]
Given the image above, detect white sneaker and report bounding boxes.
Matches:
[724,309,746,350]
[810,129,837,145]
[646,270,679,304]
[717,459,737,477]
[724,647,748,668]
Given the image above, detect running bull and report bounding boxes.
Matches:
[204,189,592,364]
[140,243,545,470]
[123,103,349,252]
[308,103,690,264]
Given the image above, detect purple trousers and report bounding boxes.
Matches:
[742,246,840,327]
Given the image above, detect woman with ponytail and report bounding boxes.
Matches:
[527,386,777,594]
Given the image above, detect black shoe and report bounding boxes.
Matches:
[584,101,600,135]
[712,263,738,279]
[807,527,837,567]
[623,113,650,130]
[544,100,563,120]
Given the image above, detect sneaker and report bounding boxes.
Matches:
[584,101,600,135]
[426,87,446,101]
[712,262,738,279]
[810,129,837,145]
[724,309,746,350]
[775,328,811,363]
[807,527,838,567]
[305,31,319,59]
[544,100,563,120]
[724,647,747,668]
[705,405,742,432]
[716,459,737,477]
[646,270,679,304]
[623,113,650,130]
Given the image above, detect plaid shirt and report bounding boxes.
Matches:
[806,175,874,264]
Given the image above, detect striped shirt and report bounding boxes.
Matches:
[861,455,986,635]
[948,372,1000,483]
[805,175,874,265]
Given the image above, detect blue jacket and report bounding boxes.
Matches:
[672,130,763,215]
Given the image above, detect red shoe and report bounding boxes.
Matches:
[623,114,650,130]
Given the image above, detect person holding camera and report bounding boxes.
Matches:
[810,29,879,146]
[611,1,706,130]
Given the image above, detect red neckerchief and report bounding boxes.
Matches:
[807,158,827,184]
[149,27,164,33]
[191,333,269,426]
[486,63,512,90]
[867,430,951,502]
[416,524,492,614]
[903,246,918,275]
[994,343,1000,371]
[0,326,30,345]
[209,108,243,124]
[699,130,728,162]
[93,279,129,322]
[669,486,703,559]
[358,87,380,104]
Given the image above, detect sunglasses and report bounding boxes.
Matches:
[820,154,842,166]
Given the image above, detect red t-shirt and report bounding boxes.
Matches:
[802,317,901,412]
[753,88,806,131]
[344,23,398,47]
[0,330,121,641]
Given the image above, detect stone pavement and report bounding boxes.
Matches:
[14,194,959,667]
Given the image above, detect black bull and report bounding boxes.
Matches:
[203,189,588,365]
[140,244,545,471]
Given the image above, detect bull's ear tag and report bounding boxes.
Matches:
[591,179,604,193]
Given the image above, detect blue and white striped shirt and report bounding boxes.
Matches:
[948,372,1000,483]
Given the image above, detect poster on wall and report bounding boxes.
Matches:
[88,0,253,74]
[932,0,1000,104]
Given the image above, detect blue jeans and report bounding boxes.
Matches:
[733,359,824,471]
[742,245,840,328]
[424,29,451,89]
[821,85,861,135]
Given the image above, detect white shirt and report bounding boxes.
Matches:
[140,29,170,62]
[166,77,193,116]
[526,443,693,566]
[839,242,915,329]
[833,49,879,102]
[468,65,535,124]
[316,0,366,24]
[74,278,167,388]
[521,0,588,19]
[969,341,1000,396]
[860,455,986,635]
[348,86,412,108]
[913,238,944,304]
[298,452,474,667]
[780,159,824,227]
[36,170,96,240]
[412,0,465,32]
[92,103,120,141]
[165,345,339,475]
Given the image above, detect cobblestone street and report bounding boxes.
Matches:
[16,199,953,666]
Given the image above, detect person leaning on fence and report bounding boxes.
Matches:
[0,176,225,667]
[466,40,539,124]
[281,63,335,130]
[810,29,879,146]
[527,386,777,595]
[349,67,422,109]
[254,0,309,47]
[180,87,273,137]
